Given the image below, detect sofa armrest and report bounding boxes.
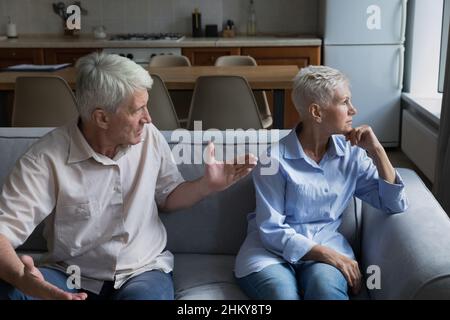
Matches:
[361,168,450,299]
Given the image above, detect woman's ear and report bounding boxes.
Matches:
[309,103,322,123]
[92,108,109,129]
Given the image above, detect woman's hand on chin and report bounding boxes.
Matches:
[345,125,382,153]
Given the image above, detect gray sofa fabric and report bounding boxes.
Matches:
[1,127,450,299]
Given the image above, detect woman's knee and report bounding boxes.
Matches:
[301,263,348,300]
[236,263,300,300]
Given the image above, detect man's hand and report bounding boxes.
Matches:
[345,125,382,154]
[161,142,258,212]
[204,141,258,192]
[17,255,87,300]
[303,245,362,296]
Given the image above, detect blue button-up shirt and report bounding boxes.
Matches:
[234,128,408,278]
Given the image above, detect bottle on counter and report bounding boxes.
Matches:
[6,16,18,38]
[192,8,202,37]
[247,0,256,36]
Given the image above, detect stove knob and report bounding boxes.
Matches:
[126,53,134,60]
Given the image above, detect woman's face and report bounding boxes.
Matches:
[321,83,357,135]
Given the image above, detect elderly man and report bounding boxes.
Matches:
[0,52,256,300]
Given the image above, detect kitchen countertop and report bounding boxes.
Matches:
[0,34,321,48]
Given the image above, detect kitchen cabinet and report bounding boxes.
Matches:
[0,48,101,68]
[44,48,100,65]
[182,47,241,66]
[0,48,44,68]
[182,46,320,128]
[241,46,321,128]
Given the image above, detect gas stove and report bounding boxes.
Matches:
[103,47,183,66]
[109,33,185,42]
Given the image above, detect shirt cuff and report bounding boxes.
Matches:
[282,234,317,263]
[378,170,408,213]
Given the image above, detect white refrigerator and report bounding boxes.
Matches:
[319,0,408,147]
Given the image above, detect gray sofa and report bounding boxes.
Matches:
[1,127,450,299]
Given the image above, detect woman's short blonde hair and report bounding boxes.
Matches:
[291,65,349,116]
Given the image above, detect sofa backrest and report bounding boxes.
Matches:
[0,128,361,257]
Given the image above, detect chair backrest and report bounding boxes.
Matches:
[187,75,263,130]
[12,76,78,127]
[215,55,257,67]
[214,55,272,129]
[149,55,192,67]
[148,74,180,130]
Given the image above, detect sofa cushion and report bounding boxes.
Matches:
[173,253,248,300]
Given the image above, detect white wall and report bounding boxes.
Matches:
[0,0,318,36]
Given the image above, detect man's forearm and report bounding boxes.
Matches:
[161,177,212,212]
[0,234,24,286]
[369,145,396,184]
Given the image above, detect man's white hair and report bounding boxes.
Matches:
[291,65,349,116]
[75,52,153,121]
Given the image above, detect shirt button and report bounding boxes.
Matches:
[114,186,120,192]
[324,188,329,193]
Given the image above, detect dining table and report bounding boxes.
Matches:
[0,65,299,128]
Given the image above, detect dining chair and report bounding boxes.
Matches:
[149,55,192,67]
[148,73,180,130]
[187,75,263,130]
[215,55,273,129]
[149,55,192,128]
[12,76,78,127]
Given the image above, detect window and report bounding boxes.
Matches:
[439,0,450,92]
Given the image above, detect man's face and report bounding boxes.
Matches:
[321,83,357,135]
[107,88,151,146]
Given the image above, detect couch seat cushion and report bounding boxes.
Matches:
[173,253,248,300]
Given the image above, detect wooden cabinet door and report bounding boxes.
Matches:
[241,46,320,66]
[44,48,100,65]
[241,46,321,129]
[0,48,44,68]
[182,47,240,66]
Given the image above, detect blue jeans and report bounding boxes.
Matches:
[236,262,349,300]
[0,267,174,300]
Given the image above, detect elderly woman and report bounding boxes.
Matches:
[234,65,408,300]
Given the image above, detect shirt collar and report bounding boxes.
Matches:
[68,120,139,165]
[68,119,96,164]
[329,135,346,158]
[282,123,345,160]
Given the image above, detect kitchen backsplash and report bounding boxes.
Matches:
[0,0,318,36]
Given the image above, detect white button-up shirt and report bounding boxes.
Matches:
[0,121,185,293]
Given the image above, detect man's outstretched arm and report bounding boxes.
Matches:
[161,142,257,212]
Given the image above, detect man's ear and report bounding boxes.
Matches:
[91,108,109,129]
[309,103,322,123]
